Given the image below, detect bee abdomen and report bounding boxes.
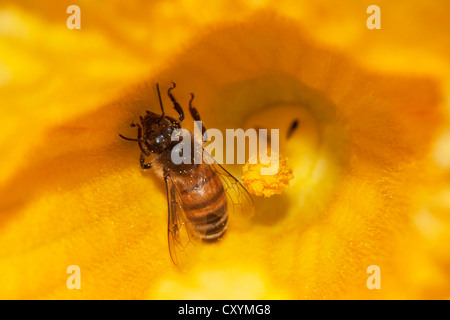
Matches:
[179,168,229,241]
[189,202,228,241]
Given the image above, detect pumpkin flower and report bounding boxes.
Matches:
[0,1,449,300]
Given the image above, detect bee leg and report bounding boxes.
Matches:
[168,82,185,122]
[188,93,207,140]
[140,153,152,169]
[133,122,150,156]
[138,141,150,157]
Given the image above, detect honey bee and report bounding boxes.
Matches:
[119,82,253,265]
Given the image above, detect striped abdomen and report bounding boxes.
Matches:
[174,163,228,241]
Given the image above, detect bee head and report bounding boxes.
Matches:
[119,83,183,155]
[140,112,179,154]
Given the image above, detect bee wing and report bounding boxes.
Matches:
[164,175,204,266]
[202,150,255,220]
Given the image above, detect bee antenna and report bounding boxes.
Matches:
[156,83,165,116]
[118,134,145,143]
